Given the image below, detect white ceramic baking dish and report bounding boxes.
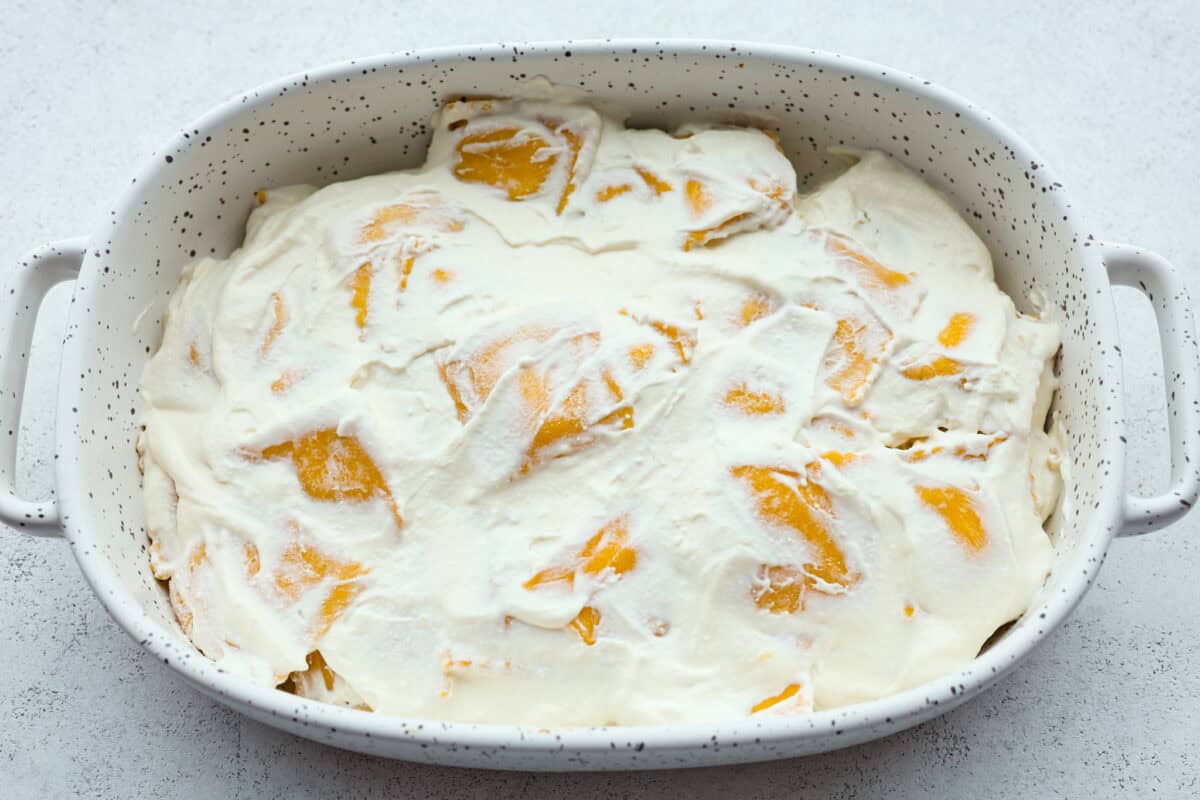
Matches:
[2,40,1198,770]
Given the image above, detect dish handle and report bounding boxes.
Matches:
[1104,242,1200,535]
[0,237,86,536]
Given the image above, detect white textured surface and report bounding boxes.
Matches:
[1,0,1196,796]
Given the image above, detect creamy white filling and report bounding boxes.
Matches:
[138,98,1062,724]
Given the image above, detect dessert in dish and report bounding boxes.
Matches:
[137,95,1063,725]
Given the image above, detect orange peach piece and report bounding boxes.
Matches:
[270,369,303,395]
[569,606,601,646]
[683,213,752,252]
[937,312,975,348]
[732,465,854,593]
[684,178,713,216]
[916,485,987,550]
[350,261,372,330]
[524,516,637,590]
[738,294,774,327]
[453,127,555,200]
[723,384,786,416]
[901,356,962,380]
[825,318,890,405]
[555,127,584,214]
[628,343,655,370]
[826,234,912,290]
[259,292,288,358]
[262,429,402,528]
[635,166,673,195]
[751,683,803,714]
[596,183,633,202]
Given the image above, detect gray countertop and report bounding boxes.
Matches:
[2,1,1197,797]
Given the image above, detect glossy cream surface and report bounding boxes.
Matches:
[138,97,1062,724]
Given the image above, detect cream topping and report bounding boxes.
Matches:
[138,98,1062,724]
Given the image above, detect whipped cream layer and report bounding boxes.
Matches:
[138,98,1062,725]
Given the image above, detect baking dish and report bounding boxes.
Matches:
[2,40,1197,770]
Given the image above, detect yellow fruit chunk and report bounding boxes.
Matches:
[169,542,209,636]
[259,292,288,358]
[255,190,268,206]
[683,212,752,252]
[636,166,673,195]
[738,294,774,327]
[901,356,962,380]
[524,516,637,590]
[826,318,892,406]
[723,384,786,416]
[270,369,303,395]
[748,177,793,210]
[650,319,696,363]
[826,234,912,290]
[596,183,633,202]
[275,539,369,636]
[453,127,555,201]
[810,415,858,440]
[556,128,584,214]
[187,342,201,367]
[431,268,454,284]
[751,564,806,614]
[903,603,915,618]
[954,434,1007,460]
[308,650,337,691]
[732,465,855,604]
[751,683,803,714]
[437,325,560,422]
[820,450,858,467]
[569,606,601,646]
[619,310,696,365]
[937,312,975,348]
[684,178,713,216]
[359,199,465,243]
[628,343,655,370]
[916,485,987,550]
[350,261,372,331]
[901,445,943,463]
[244,542,261,577]
[261,429,402,528]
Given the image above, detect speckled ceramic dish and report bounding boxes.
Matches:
[2,40,1198,770]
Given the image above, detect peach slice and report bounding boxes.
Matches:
[915,485,987,550]
[825,316,893,406]
[261,429,402,528]
[275,537,369,637]
[596,183,633,203]
[524,516,637,590]
[359,197,464,244]
[684,178,714,216]
[555,127,584,214]
[635,166,673,195]
[453,127,556,200]
[732,464,857,611]
[349,261,372,331]
[750,682,804,714]
[937,312,975,348]
[259,292,288,358]
[825,233,912,291]
[723,384,786,416]
[569,606,602,646]
[737,293,775,328]
[900,356,963,381]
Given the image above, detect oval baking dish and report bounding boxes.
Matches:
[2,40,1198,770]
